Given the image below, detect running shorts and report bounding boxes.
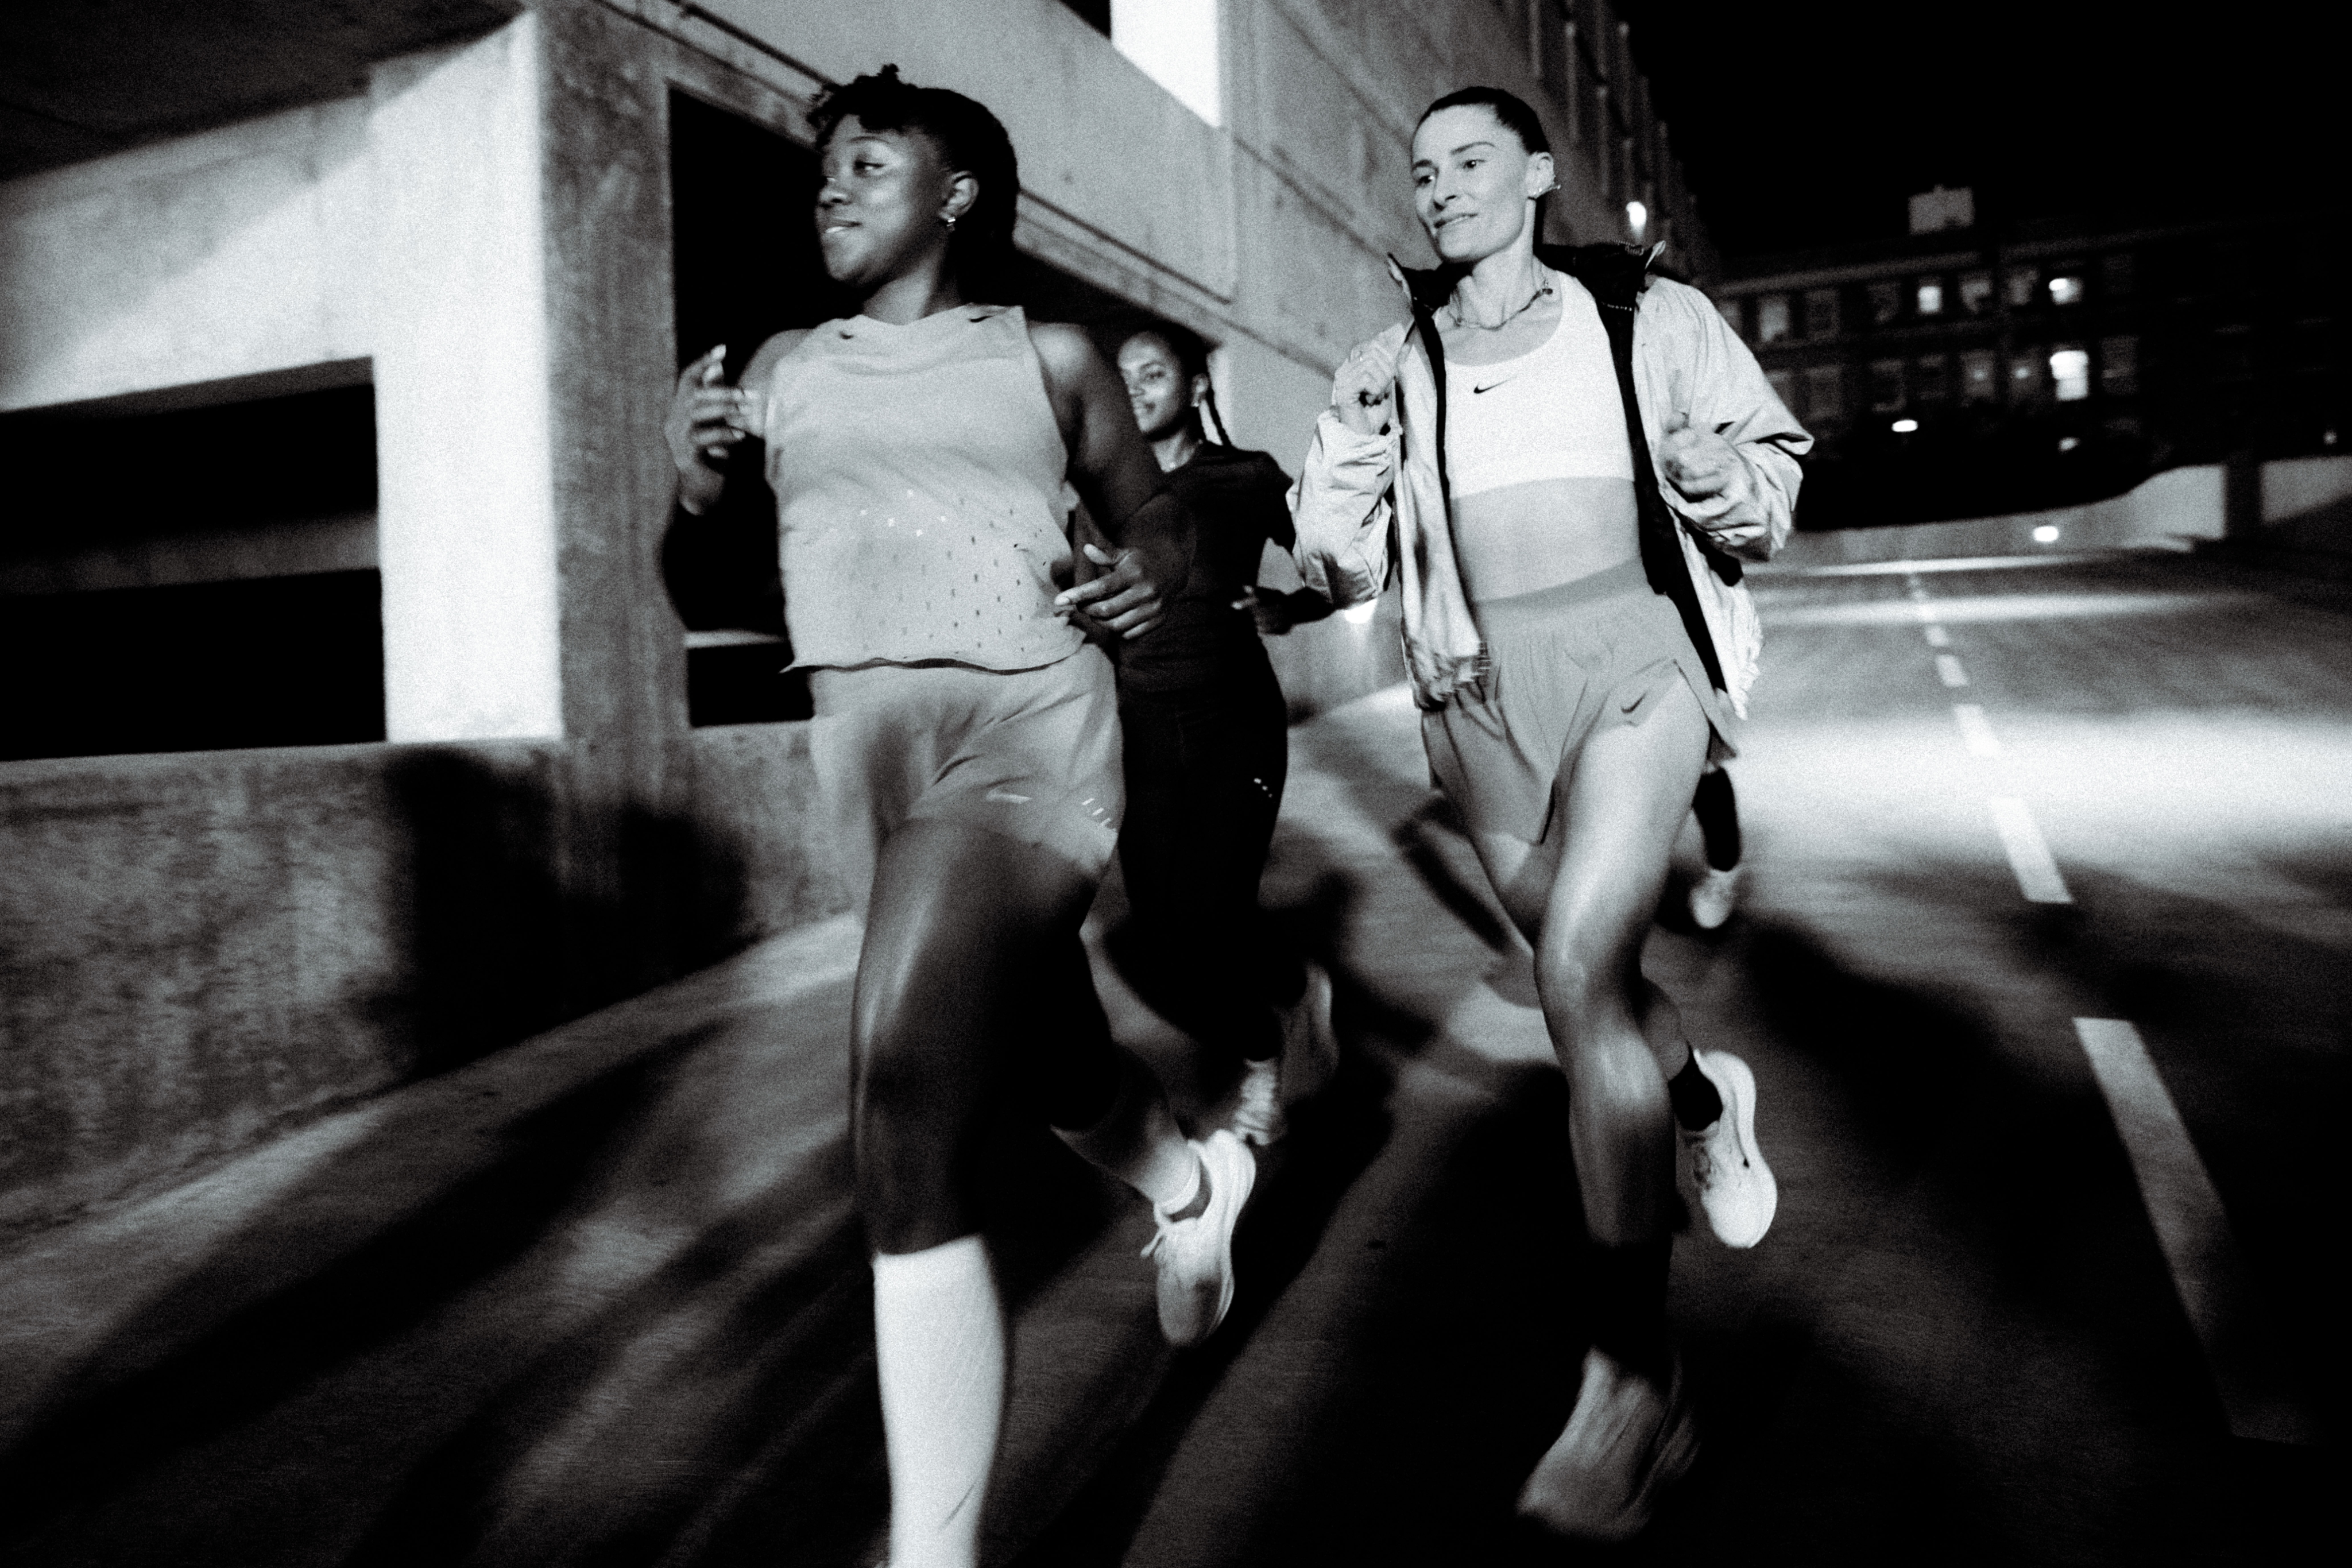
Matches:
[1421,557,1733,847]
[808,646,1124,894]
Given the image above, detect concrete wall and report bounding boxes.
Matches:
[1768,464,2229,568]
[0,726,851,1237]
[1767,456,2352,571]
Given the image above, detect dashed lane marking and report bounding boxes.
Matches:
[1952,704,2002,756]
[1987,796,2072,903]
[2072,1019,2319,1445]
[1936,653,1970,687]
[1924,624,1951,647]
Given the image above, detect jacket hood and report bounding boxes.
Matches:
[1389,241,1666,318]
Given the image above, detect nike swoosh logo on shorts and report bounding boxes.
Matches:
[1472,380,1508,394]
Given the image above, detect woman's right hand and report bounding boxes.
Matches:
[666,345,756,507]
[1330,336,1399,437]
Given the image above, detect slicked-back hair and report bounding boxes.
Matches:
[1417,85,1552,157]
[1417,84,1555,235]
[810,65,1020,302]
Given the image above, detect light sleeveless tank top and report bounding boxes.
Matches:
[761,304,1082,671]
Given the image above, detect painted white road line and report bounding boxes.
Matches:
[1987,796,2072,903]
[1912,602,1940,625]
[1924,624,1951,647]
[2072,1019,2319,1445]
[1952,704,2002,756]
[1936,653,1970,687]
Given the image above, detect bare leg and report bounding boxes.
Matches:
[852,819,1196,1568]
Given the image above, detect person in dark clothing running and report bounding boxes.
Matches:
[1686,761,1743,929]
[1108,323,1336,1145]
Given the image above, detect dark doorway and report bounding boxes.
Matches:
[665,88,838,726]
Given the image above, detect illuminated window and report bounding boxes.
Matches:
[1717,296,1747,340]
[2050,346,2091,400]
[1757,295,1792,344]
[2004,270,2037,308]
[1960,272,1994,314]
[1869,358,1906,412]
[2048,274,2085,306]
[1766,368,1798,412]
[1805,288,1840,339]
[2099,335,2139,396]
[1804,365,1846,423]
[2009,351,2045,401]
[1916,280,1945,316]
[1961,350,1997,402]
[1111,0,1222,125]
[1868,280,1901,326]
[1913,354,1951,402]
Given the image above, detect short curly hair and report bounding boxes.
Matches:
[810,65,1021,302]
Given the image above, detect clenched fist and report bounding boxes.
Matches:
[1332,337,1402,437]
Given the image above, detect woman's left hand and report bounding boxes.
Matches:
[1057,543,1165,640]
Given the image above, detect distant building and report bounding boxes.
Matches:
[1714,208,2343,528]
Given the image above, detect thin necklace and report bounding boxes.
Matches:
[1449,272,1553,331]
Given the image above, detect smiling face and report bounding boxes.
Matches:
[1411,104,1553,265]
[813,115,971,294]
[1116,333,1206,443]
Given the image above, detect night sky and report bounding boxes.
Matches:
[1610,1,2349,260]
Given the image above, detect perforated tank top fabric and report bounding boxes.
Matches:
[1443,273,1635,496]
[763,305,1082,671]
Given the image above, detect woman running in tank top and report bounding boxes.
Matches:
[1291,87,1809,1541]
[662,68,1252,1568]
[1105,323,1336,1148]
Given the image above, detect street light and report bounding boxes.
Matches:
[1891,417,1919,433]
[1625,200,1647,239]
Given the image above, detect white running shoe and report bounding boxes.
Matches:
[1141,1130,1256,1346]
[1688,864,1743,930]
[1678,1050,1777,1248]
[1517,1348,1699,1542]
[1227,1056,1287,1147]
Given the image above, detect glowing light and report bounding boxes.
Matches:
[2058,436,2082,452]
[2032,525,2063,543]
[2048,274,2085,305]
[1891,417,1919,433]
[1916,281,1944,315]
[1341,599,1379,625]
[2051,348,2091,401]
[1625,200,1648,237]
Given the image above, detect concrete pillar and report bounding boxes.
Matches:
[369,14,566,743]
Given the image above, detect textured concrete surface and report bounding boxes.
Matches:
[0,723,851,1240]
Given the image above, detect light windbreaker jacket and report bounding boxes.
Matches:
[1289,243,1812,717]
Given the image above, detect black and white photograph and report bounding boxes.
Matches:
[0,2,2341,1563]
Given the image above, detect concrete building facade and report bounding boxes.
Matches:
[0,0,1709,1237]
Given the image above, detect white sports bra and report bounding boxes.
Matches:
[1444,272,1634,498]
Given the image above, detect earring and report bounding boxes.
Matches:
[942,212,958,231]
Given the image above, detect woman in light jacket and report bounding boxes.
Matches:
[1287,86,1809,1543]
